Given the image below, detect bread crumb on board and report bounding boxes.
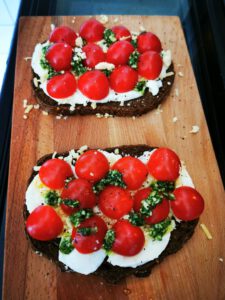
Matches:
[189,125,200,134]
[219,257,224,262]
[172,116,178,123]
[174,88,179,97]
[24,57,32,61]
[178,71,184,77]
[200,223,212,240]
[139,25,146,32]
[50,24,55,31]
[155,104,163,114]
[113,17,119,23]
[123,288,132,295]
[98,15,109,24]
[42,111,49,116]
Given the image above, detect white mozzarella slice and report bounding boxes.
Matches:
[58,249,106,275]
[107,233,171,268]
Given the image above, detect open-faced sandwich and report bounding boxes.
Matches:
[24,145,204,283]
[31,18,175,116]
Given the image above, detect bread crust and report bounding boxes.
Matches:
[32,65,175,116]
[24,145,198,283]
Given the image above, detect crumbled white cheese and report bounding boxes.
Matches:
[155,104,163,114]
[200,224,212,240]
[95,62,115,71]
[161,50,172,68]
[56,115,63,119]
[120,101,124,106]
[63,116,68,120]
[24,104,33,114]
[69,105,75,111]
[163,72,174,78]
[23,99,28,108]
[75,37,83,48]
[96,40,108,53]
[114,148,119,154]
[189,125,200,134]
[167,82,171,85]
[139,25,146,32]
[78,145,88,154]
[42,111,49,115]
[34,104,40,110]
[24,57,32,61]
[178,71,184,77]
[23,115,28,120]
[91,102,97,109]
[96,113,103,118]
[33,165,41,171]
[175,88,179,97]
[33,77,39,87]
[172,116,178,123]
[132,116,136,120]
[113,17,119,23]
[98,15,109,24]
[52,151,57,159]
[177,63,182,67]
[50,24,55,31]
[104,113,113,118]
[73,47,86,60]
[71,17,76,24]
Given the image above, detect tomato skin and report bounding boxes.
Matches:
[99,186,133,219]
[46,42,73,71]
[112,156,148,190]
[49,26,77,47]
[137,32,162,53]
[109,66,138,93]
[72,216,107,254]
[138,50,162,80]
[60,178,97,215]
[106,40,134,66]
[75,150,109,182]
[133,188,170,224]
[82,43,105,68]
[147,148,181,181]
[39,158,73,189]
[171,186,204,221]
[78,70,109,100]
[79,18,105,42]
[111,25,131,41]
[26,206,63,241]
[47,72,77,99]
[112,220,145,256]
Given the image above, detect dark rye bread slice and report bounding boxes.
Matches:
[24,145,198,284]
[32,65,175,117]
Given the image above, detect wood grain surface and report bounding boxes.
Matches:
[3,16,225,300]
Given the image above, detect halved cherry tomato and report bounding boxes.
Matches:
[39,158,73,189]
[171,186,204,221]
[46,42,72,71]
[112,220,145,256]
[138,50,162,80]
[75,150,109,182]
[99,186,133,219]
[109,66,138,93]
[112,156,148,190]
[72,215,107,254]
[137,32,162,53]
[79,18,105,42]
[49,25,77,47]
[111,25,131,41]
[147,148,181,181]
[82,43,105,68]
[133,188,170,224]
[60,178,96,215]
[78,70,109,100]
[26,205,63,241]
[47,72,77,99]
[106,40,134,66]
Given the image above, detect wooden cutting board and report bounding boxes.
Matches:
[3,16,225,300]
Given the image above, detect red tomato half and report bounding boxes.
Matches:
[147,148,181,181]
[137,32,162,53]
[49,26,77,47]
[138,51,163,80]
[26,206,63,241]
[111,25,131,41]
[78,70,109,100]
[133,188,170,224]
[112,220,145,256]
[47,72,77,99]
[79,18,105,42]
[72,216,107,253]
[171,186,204,221]
[106,40,134,66]
[39,158,73,189]
[82,43,105,68]
[60,178,97,215]
[46,42,72,71]
[109,66,138,93]
[75,150,109,182]
[99,186,133,219]
[112,156,148,190]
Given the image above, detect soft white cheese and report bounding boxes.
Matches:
[58,248,106,275]
[107,232,171,268]
[95,62,115,71]
[25,174,50,213]
[146,80,163,96]
[98,150,122,166]
[31,42,49,82]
